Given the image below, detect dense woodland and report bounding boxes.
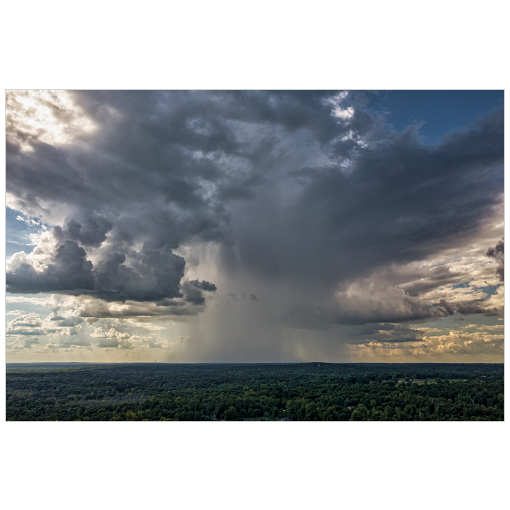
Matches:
[6,362,504,421]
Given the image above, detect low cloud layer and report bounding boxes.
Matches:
[356,324,504,361]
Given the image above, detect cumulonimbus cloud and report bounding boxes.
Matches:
[5,91,504,354]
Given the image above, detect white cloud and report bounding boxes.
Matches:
[91,326,134,349]
[322,91,355,120]
[6,295,53,306]
[6,90,95,151]
[355,328,504,360]
[120,319,167,331]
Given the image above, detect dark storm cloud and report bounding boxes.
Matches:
[284,292,457,329]
[94,245,186,302]
[61,217,112,247]
[6,226,188,302]
[6,90,362,222]
[190,280,217,292]
[220,106,503,326]
[398,265,462,297]
[487,238,504,281]
[181,279,217,305]
[439,299,455,316]
[347,323,424,344]
[487,239,504,258]
[6,91,504,333]
[7,91,358,303]
[455,303,485,315]
[6,238,95,294]
[234,109,503,287]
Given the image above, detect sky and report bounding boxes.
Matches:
[5,90,504,363]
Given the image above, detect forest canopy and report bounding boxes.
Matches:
[6,363,504,421]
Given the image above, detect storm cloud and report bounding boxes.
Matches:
[5,90,504,361]
[487,238,504,281]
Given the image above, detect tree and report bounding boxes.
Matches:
[349,404,368,421]
[223,406,240,421]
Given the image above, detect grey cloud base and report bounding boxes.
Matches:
[7,226,217,306]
